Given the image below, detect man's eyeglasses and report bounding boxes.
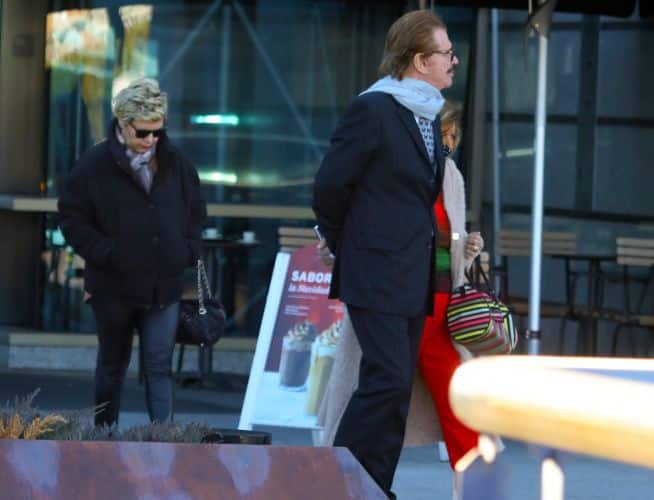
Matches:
[130,124,165,139]
[425,47,457,62]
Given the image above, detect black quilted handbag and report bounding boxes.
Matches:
[177,260,226,346]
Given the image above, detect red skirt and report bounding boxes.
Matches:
[417,291,479,469]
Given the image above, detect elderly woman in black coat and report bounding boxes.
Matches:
[58,78,206,426]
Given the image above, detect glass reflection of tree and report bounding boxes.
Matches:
[46,8,115,145]
[46,6,157,146]
[112,6,156,98]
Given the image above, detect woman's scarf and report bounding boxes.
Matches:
[115,126,157,173]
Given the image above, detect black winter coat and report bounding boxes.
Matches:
[58,120,207,308]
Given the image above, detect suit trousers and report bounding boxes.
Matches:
[91,301,179,426]
[334,305,425,497]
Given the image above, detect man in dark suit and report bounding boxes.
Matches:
[312,9,459,498]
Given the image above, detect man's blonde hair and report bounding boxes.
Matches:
[378,10,447,80]
[112,78,168,123]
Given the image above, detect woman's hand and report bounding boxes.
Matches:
[317,239,335,269]
[464,231,483,260]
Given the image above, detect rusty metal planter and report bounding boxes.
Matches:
[0,439,385,499]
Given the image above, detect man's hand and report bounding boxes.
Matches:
[317,239,335,269]
[464,231,483,261]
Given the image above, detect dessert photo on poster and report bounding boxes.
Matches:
[253,245,344,428]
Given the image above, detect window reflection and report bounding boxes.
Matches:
[44,1,476,335]
[46,8,115,147]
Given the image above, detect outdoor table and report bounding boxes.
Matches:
[450,355,654,500]
[202,236,261,297]
[549,253,616,355]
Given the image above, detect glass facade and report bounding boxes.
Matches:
[481,10,654,317]
[0,1,652,346]
[594,22,654,217]
[42,1,478,334]
[485,10,654,220]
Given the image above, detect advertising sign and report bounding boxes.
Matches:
[239,245,344,430]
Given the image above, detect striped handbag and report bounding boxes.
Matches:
[447,284,518,355]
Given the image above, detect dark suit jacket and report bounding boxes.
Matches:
[313,91,444,317]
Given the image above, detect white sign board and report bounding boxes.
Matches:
[239,245,343,431]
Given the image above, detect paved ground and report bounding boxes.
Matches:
[1,369,653,499]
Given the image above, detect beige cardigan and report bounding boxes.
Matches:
[317,158,481,447]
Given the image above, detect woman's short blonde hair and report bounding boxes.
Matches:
[112,78,168,123]
[440,100,463,151]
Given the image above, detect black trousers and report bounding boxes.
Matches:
[91,301,179,427]
[334,305,425,497]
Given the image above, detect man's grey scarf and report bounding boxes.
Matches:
[360,76,444,121]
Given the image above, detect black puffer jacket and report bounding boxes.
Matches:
[58,120,207,308]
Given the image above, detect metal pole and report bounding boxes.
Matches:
[74,75,83,160]
[304,18,316,167]
[216,4,231,204]
[527,25,548,355]
[348,13,358,97]
[217,6,231,171]
[491,9,502,293]
[466,10,489,228]
[314,7,338,126]
[359,6,370,93]
[541,452,565,500]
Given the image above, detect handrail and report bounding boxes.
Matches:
[450,355,654,470]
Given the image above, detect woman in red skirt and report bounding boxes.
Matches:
[418,100,482,466]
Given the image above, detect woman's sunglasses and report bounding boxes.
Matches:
[130,124,165,139]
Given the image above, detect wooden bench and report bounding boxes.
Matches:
[608,237,654,355]
[278,226,317,253]
[497,229,577,258]
[495,229,577,305]
[492,229,581,352]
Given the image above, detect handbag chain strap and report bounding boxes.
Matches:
[196,259,212,315]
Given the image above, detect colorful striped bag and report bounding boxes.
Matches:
[447,284,518,355]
